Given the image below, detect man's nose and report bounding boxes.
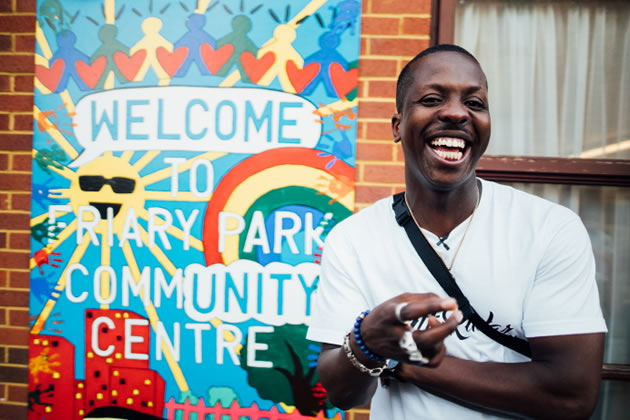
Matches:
[438,100,468,124]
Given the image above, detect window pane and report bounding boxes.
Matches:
[593,380,630,420]
[455,0,630,159]
[504,182,629,365]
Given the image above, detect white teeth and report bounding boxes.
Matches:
[431,137,466,149]
[434,149,464,161]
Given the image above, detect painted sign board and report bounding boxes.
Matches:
[28,0,361,418]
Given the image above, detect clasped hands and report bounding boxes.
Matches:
[353,293,463,368]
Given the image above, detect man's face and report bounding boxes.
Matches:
[392,51,491,190]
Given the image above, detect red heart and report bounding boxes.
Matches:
[286,60,320,93]
[35,59,65,92]
[200,43,234,75]
[330,63,358,98]
[240,51,275,84]
[114,49,147,81]
[156,46,189,77]
[75,56,106,89]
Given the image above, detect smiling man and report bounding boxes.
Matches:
[306,45,607,419]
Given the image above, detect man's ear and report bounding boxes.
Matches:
[392,113,402,143]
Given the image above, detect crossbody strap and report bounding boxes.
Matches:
[392,192,532,358]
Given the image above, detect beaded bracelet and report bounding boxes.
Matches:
[353,309,386,362]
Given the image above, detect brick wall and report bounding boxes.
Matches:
[0,0,431,418]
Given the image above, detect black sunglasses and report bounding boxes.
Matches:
[78,176,136,194]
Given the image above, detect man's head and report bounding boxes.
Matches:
[396,44,485,113]
[392,45,491,190]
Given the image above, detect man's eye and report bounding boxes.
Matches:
[466,100,485,110]
[420,97,442,105]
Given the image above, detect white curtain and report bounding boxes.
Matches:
[455,0,630,158]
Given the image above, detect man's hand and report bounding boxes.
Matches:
[316,293,462,410]
[357,293,462,365]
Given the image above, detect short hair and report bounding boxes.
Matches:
[395,44,483,113]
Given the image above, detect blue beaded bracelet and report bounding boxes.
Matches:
[353,309,386,362]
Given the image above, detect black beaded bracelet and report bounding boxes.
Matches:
[353,309,386,362]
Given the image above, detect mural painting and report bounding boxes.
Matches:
[28,0,361,418]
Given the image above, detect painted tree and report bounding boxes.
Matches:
[240,323,334,416]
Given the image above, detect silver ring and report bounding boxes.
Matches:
[399,330,430,365]
[394,302,408,324]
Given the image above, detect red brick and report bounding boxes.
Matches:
[402,17,431,36]
[361,17,399,35]
[14,74,33,92]
[0,308,5,325]
[358,58,398,77]
[358,101,394,119]
[0,250,29,269]
[7,384,27,403]
[370,37,430,57]
[0,404,27,419]
[0,213,30,230]
[16,0,37,13]
[0,232,6,247]
[15,34,35,52]
[372,0,431,14]
[0,0,11,12]
[0,74,9,92]
[355,185,393,204]
[367,80,396,98]
[0,16,36,33]
[0,54,33,73]
[365,121,395,140]
[13,114,33,130]
[0,94,33,111]
[11,154,31,171]
[0,328,29,346]
[0,34,11,52]
[0,113,8,130]
[9,271,29,289]
[9,232,30,250]
[0,133,32,150]
[0,289,29,307]
[0,193,8,210]
[362,163,405,183]
[356,142,394,161]
[0,173,30,190]
[8,309,29,327]
[0,270,5,287]
[0,152,8,170]
[360,37,367,54]
[11,193,30,211]
[7,347,28,365]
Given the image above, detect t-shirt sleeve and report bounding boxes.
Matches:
[522,210,607,337]
[306,227,369,346]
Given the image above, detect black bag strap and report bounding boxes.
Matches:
[392,192,532,358]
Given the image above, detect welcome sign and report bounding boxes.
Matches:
[28,0,360,418]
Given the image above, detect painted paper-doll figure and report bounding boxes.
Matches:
[130,17,172,83]
[174,13,217,77]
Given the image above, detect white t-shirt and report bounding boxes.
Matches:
[306,178,607,419]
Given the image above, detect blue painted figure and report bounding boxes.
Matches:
[301,30,347,97]
[50,30,90,91]
[174,13,217,77]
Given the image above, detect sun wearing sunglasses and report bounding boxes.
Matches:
[78,176,136,194]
